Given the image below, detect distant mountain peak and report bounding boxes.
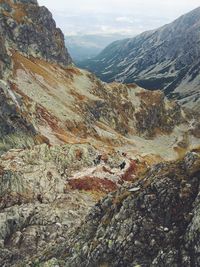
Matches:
[79,7,200,112]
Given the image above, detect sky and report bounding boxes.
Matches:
[38,0,200,36]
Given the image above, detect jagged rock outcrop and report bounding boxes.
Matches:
[35,150,200,267]
[0,144,97,266]
[0,0,71,78]
[79,7,200,111]
[0,80,37,153]
[0,143,148,266]
[1,144,200,266]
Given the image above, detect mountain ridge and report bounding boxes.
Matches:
[79,6,200,111]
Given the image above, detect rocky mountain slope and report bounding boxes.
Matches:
[2,49,200,159]
[0,0,72,152]
[80,7,200,111]
[0,1,199,159]
[0,0,199,159]
[0,1,199,266]
[38,149,200,267]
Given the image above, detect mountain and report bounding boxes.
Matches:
[0,1,199,266]
[80,7,200,111]
[65,34,130,63]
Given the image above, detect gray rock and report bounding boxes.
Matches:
[0,0,71,71]
[57,152,200,267]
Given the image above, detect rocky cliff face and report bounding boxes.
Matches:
[0,0,73,152]
[0,144,199,266]
[0,144,98,265]
[0,0,71,78]
[79,7,200,112]
[0,80,36,153]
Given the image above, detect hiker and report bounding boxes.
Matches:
[119,161,126,170]
[37,194,43,203]
[101,153,108,163]
[122,152,127,157]
[93,155,102,165]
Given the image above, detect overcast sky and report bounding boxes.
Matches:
[38,0,200,36]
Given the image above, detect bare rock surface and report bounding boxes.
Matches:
[0,143,149,266]
[36,150,200,267]
[0,0,71,72]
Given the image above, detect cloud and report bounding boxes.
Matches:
[38,0,200,35]
[38,0,200,14]
[115,17,134,23]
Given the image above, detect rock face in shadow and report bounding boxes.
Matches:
[0,80,37,153]
[0,0,72,152]
[0,35,10,78]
